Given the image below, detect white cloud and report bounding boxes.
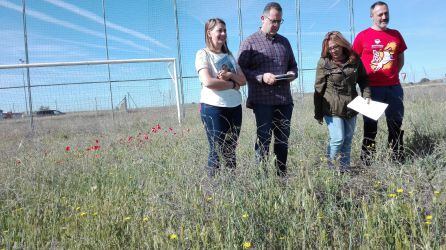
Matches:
[328,0,342,9]
[43,0,169,49]
[0,0,154,54]
[0,29,138,63]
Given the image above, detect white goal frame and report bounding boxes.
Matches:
[0,58,184,126]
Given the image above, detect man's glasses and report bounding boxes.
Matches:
[264,16,284,25]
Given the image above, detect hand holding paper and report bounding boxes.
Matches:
[347,96,388,121]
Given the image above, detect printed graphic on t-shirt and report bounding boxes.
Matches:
[370,40,397,72]
[214,55,235,73]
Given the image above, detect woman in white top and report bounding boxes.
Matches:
[195,18,246,177]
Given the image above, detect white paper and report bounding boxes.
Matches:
[347,96,388,121]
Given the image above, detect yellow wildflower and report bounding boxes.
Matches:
[434,190,440,195]
[75,207,81,211]
[79,212,87,217]
[426,215,433,220]
[388,193,397,198]
[425,221,432,225]
[168,233,178,240]
[123,216,131,221]
[206,196,213,202]
[279,236,286,240]
[242,241,252,249]
[242,212,249,219]
[397,188,403,193]
[143,217,149,222]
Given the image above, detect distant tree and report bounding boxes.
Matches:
[419,78,430,84]
[39,106,50,111]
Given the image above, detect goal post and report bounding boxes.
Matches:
[0,58,184,128]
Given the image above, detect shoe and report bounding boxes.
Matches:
[339,167,351,174]
[206,166,219,178]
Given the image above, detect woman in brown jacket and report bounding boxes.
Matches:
[314,31,371,171]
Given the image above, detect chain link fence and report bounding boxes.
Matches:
[0,0,354,129]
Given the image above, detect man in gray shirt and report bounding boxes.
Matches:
[238,2,297,176]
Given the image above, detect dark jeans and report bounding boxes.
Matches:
[200,103,242,175]
[253,103,293,175]
[361,84,405,164]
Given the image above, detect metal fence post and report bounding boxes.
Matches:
[295,0,304,96]
[173,0,185,119]
[21,0,34,131]
[348,0,356,43]
[102,0,115,120]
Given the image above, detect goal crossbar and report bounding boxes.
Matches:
[0,58,176,69]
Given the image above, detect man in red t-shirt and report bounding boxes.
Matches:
[352,1,407,165]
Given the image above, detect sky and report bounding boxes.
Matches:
[0,0,445,113]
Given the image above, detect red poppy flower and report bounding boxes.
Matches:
[65,146,71,151]
[87,145,101,151]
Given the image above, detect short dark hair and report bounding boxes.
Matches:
[263,2,282,15]
[370,1,388,11]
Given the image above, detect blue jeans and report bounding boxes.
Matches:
[253,103,293,175]
[324,115,357,168]
[200,103,242,175]
[361,84,404,163]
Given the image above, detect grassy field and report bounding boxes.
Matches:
[1,84,445,249]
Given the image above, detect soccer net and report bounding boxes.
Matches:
[0,58,183,129]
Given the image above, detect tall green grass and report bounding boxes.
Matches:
[1,84,445,248]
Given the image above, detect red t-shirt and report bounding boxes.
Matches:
[352,28,407,87]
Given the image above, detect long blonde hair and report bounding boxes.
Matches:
[204,18,230,54]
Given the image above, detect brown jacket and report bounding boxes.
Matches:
[314,57,371,120]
